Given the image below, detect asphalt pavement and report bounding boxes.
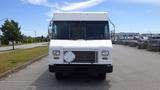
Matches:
[0,42,48,52]
[0,45,160,90]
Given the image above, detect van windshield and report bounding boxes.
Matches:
[52,21,110,40]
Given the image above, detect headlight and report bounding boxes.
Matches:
[52,50,60,56]
[101,50,109,56]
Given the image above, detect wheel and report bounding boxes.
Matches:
[98,73,106,80]
[49,65,54,72]
[55,72,63,80]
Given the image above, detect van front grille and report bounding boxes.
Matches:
[64,51,98,63]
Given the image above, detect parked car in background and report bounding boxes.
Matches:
[137,36,149,49]
[128,36,139,47]
[114,33,139,46]
[147,35,160,52]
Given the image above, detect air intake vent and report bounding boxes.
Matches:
[64,51,98,63]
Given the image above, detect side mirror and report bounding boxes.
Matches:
[48,20,53,40]
[48,26,52,40]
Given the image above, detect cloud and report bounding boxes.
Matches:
[45,8,61,18]
[117,0,160,5]
[21,0,48,5]
[58,0,105,11]
[21,0,105,20]
[47,0,105,18]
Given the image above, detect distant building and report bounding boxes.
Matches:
[116,32,140,40]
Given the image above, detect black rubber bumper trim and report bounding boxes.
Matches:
[49,64,113,73]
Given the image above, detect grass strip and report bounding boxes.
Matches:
[0,46,48,74]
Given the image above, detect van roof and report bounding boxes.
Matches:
[53,12,108,21]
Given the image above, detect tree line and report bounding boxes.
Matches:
[0,19,48,49]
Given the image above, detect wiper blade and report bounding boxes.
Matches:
[71,36,85,40]
[87,36,105,40]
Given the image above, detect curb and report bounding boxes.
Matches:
[0,54,48,79]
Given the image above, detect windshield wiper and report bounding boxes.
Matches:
[86,36,105,40]
[71,36,85,40]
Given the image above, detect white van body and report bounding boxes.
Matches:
[48,12,113,80]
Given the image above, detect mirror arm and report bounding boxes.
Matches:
[108,18,116,41]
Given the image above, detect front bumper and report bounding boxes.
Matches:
[49,64,113,73]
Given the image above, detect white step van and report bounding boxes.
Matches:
[48,12,113,80]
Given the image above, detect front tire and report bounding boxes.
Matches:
[98,73,106,80]
[55,72,63,80]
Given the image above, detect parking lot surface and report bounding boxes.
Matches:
[0,45,160,90]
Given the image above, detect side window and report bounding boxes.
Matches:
[53,22,70,39]
[54,25,57,34]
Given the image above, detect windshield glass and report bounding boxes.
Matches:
[52,21,110,40]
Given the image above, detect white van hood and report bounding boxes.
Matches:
[50,40,112,49]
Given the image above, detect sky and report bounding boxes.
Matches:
[0,0,160,37]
